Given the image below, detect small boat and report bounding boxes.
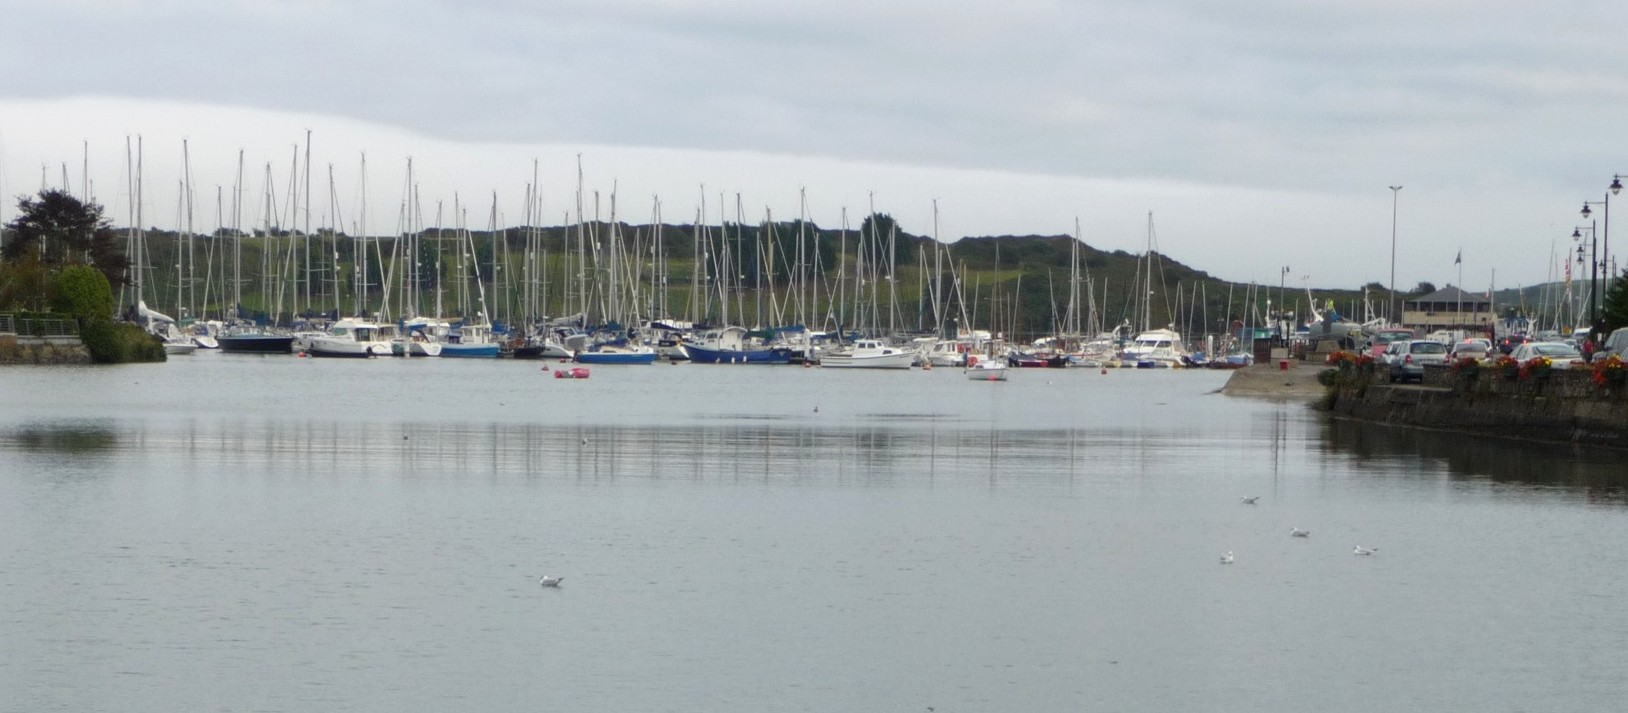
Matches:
[1121,328,1188,368]
[684,327,794,364]
[553,367,591,379]
[818,339,915,369]
[439,321,502,358]
[163,338,198,355]
[513,337,574,360]
[965,360,1008,381]
[308,319,395,358]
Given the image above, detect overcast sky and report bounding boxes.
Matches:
[2,0,1626,292]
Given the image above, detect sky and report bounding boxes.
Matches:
[1,0,1626,292]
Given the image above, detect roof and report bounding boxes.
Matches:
[1409,285,1490,306]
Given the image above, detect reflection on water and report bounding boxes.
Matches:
[2,417,1226,491]
[2,421,120,452]
[1321,416,1628,500]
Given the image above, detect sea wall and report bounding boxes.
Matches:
[1324,365,1628,449]
[0,335,92,365]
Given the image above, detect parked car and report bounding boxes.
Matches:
[1363,329,1417,359]
[1449,340,1492,361]
[1509,341,1586,369]
[1497,334,1530,354]
[1598,327,1628,362]
[1387,339,1451,382]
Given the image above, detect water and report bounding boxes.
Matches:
[3,355,1626,712]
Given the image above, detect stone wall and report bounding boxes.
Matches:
[0,335,92,365]
[1325,364,1628,449]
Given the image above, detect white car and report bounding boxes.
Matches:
[1508,341,1585,368]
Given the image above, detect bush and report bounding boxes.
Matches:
[51,265,115,322]
[79,318,165,364]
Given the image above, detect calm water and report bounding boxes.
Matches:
[3,355,1626,712]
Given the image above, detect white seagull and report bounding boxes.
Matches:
[1290,528,1310,538]
[1219,551,1235,565]
[1353,545,1377,556]
[1240,496,1260,505]
[538,575,564,587]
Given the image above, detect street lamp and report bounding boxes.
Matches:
[1388,186,1403,325]
[1573,225,1598,328]
[1279,264,1290,339]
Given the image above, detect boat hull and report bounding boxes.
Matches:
[574,351,658,365]
[218,334,294,354]
[685,344,794,364]
[307,338,376,358]
[966,364,1008,381]
[439,343,502,358]
[819,353,916,369]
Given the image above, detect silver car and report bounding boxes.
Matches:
[1509,341,1585,369]
[1387,340,1450,383]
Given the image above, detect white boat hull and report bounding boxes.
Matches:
[308,337,376,358]
[965,363,1008,381]
[820,352,916,369]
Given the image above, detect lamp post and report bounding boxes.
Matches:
[1279,264,1289,339]
[1388,186,1403,325]
[1585,174,1624,297]
[1573,225,1598,328]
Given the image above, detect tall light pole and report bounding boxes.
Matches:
[1279,264,1290,338]
[1388,186,1403,325]
[1574,225,1598,328]
[1585,174,1624,297]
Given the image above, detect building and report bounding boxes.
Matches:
[1402,285,1494,333]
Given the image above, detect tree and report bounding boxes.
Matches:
[1602,269,1628,332]
[2,189,130,291]
[1410,281,1437,296]
[51,264,116,323]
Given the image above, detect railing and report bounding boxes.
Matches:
[0,313,80,337]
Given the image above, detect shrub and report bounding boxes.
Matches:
[79,318,165,364]
[51,265,115,323]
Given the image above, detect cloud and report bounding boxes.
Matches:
[3,2,1627,290]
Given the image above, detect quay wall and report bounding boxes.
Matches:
[0,334,92,365]
[1324,364,1628,449]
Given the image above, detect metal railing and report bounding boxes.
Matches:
[0,313,79,337]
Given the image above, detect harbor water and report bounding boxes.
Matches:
[3,355,1625,711]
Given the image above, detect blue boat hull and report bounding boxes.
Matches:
[684,344,794,364]
[439,343,502,358]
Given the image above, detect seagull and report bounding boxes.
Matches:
[1219,551,1235,565]
[1240,496,1260,505]
[1290,528,1310,538]
[538,575,564,587]
[581,437,589,445]
[1353,545,1377,556]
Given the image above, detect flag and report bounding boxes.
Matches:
[1454,250,1462,266]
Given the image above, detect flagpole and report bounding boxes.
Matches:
[1456,249,1463,334]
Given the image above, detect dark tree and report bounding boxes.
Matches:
[2,189,130,290]
[1410,281,1437,296]
[1601,269,1628,332]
